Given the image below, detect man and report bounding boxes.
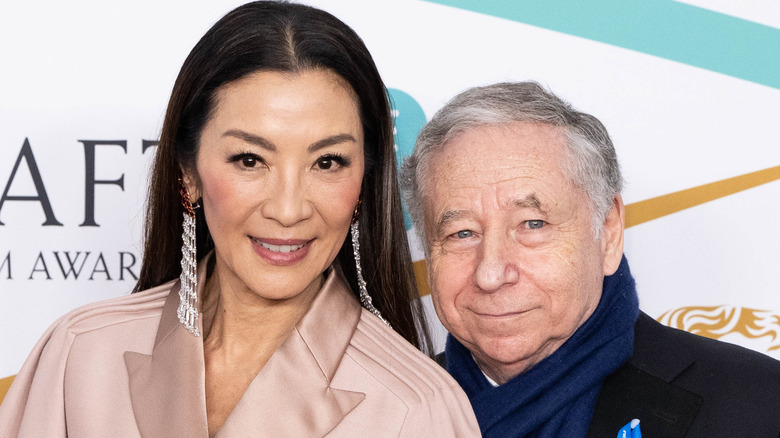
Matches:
[401,82,780,437]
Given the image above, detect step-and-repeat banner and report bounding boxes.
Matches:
[2,0,779,398]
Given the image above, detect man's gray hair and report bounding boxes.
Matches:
[400,81,623,251]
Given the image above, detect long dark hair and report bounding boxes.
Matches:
[134,1,431,353]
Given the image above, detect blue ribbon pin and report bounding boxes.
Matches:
[617,419,641,438]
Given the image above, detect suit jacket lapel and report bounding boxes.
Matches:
[214,269,365,437]
[586,362,702,438]
[124,267,365,437]
[586,313,703,438]
[124,279,209,438]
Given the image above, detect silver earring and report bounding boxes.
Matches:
[351,220,390,326]
[178,181,200,336]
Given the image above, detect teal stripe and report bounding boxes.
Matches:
[423,0,780,90]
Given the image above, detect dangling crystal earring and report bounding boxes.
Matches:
[351,201,390,326]
[178,180,200,336]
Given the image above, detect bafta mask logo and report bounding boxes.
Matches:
[658,306,780,353]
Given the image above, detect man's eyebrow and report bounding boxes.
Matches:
[513,194,547,215]
[223,129,276,151]
[308,133,358,152]
[435,209,471,234]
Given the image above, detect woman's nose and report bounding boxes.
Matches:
[260,169,314,227]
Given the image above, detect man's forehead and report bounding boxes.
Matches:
[430,123,566,171]
[444,121,564,148]
[426,129,569,194]
[422,122,575,227]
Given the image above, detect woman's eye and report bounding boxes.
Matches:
[315,154,350,171]
[526,220,545,229]
[241,156,258,168]
[456,230,473,239]
[316,157,334,170]
[229,153,263,169]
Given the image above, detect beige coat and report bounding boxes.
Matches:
[0,269,479,437]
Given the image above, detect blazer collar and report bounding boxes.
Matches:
[585,313,703,438]
[630,312,697,382]
[124,276,208,437]
[125,262,365,437]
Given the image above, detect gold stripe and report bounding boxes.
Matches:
[414,165,780,297]
[625,165,780,228]
[0,375,15,405]
[413,260,432,298]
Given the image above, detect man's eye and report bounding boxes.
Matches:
[456,230,473,239]
[526,220,545,229]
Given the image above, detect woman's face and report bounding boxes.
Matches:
[184,69,364,302]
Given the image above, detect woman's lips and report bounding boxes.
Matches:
[250,237,311,266]
[258,241,306,253]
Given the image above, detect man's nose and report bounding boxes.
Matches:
[474,231,520,292]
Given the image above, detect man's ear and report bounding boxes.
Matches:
[180,167,201,202]
[601,194,625,276]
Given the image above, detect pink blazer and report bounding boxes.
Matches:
[0,270,479,437]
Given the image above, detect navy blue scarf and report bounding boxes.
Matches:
[445,256,639,437]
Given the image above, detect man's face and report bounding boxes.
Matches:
[424,122,623,383]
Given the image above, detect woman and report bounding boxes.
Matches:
[0,2,479,436]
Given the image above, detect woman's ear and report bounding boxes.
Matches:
[180,168,201,202]
[601,194,625,276]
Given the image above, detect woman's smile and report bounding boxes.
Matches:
[253,238,308,253]
[250,237,312,266]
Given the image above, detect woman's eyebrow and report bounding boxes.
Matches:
[308,133,358,152]
[223,129,276,151]
[221,130,356,153]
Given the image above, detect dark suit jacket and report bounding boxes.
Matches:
[586,312,780,437]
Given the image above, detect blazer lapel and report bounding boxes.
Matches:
[586,362,702,438]
[216,270,365,437]
[586,313,703,438]
[124,279,209,438]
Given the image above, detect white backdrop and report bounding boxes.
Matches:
[2,0,779,385]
